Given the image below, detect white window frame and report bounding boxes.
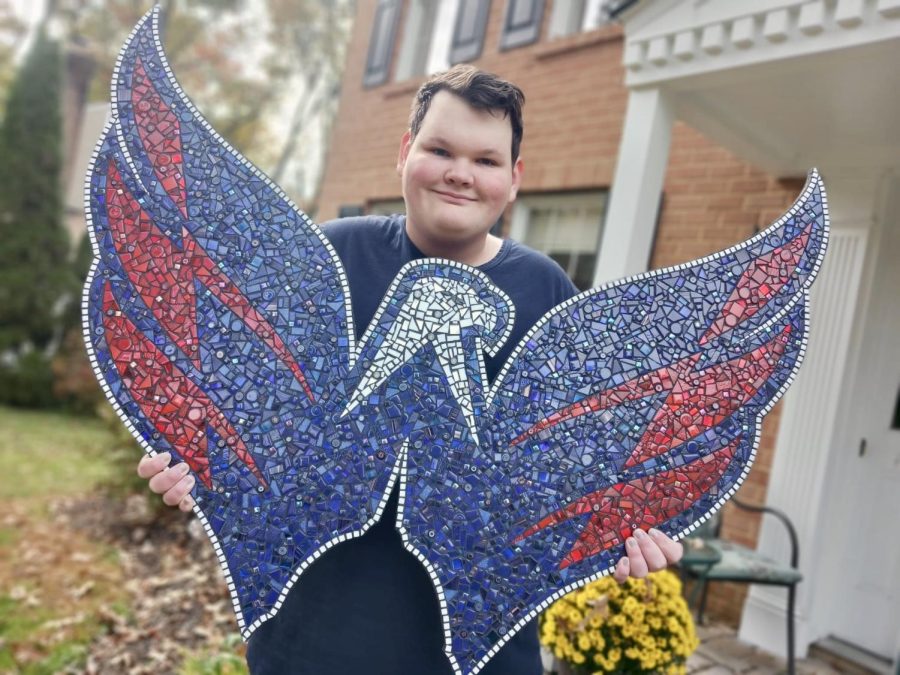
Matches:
[582,0,611,31]
[395,0,479,80]
[427,0,461,73]
[548,0,611,39]
[509,191,607,289]
[396,1,439,80]
[368,198,407,216]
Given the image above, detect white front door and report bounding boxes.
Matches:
[825,183,900,659]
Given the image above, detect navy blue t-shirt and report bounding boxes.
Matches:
[246,215,577,675]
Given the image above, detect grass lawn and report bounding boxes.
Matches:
[0,405,126,673]
[0,406,118,502]
[0,406,248,674]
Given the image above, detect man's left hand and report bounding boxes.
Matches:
[613,528,683,583]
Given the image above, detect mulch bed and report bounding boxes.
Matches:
[50,494,242,674]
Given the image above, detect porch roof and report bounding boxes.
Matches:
[611,0,900,176]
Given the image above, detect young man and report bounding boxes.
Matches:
[138,65,682,674]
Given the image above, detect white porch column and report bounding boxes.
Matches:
[593,87,673,286]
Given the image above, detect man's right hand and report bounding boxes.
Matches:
[137,452,196,512]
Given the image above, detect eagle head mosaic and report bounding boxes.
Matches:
[83,8,829,675]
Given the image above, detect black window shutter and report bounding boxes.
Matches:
[449,0,492,64]
[363,0,401,87]
[500,0,544,49]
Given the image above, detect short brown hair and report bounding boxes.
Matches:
[409,64,525,162]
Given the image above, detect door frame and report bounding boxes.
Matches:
[811,170,900,659]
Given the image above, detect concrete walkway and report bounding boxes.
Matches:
[689,623,842,674]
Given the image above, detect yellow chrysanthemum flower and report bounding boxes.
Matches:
[539,570,698,673]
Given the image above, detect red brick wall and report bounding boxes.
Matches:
[318,2,628,219]
[318,0,805,626]
[654,124,805,268]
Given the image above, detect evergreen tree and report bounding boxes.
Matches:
[0,31,70,355]
[60,231,94,332]
[50,232,101,414]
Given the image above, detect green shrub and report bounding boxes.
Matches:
[51,328,103,415]
[0,351,57,408]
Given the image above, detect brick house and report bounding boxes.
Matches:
[317,0,900,667]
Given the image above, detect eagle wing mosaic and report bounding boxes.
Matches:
[83,8,829,675]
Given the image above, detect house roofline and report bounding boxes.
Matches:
[607,0,642,20]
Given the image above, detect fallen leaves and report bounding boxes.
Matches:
[0,493,245,673]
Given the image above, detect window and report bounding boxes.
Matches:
[368,199,406,216]
[364,0,402,87]
[395,0,491,79]
[548,0,613,39]
[500,0,544,50]
[367,201,500,236]
[339,205,366,218]
[449,0,492,64]
[509,191,607,290]
[395,0,443,80]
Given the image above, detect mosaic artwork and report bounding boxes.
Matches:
[83,8,828,675]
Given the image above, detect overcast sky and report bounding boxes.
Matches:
[7,0,46,60]
[9,0,44,26]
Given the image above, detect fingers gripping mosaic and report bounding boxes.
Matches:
[83,8,829,675]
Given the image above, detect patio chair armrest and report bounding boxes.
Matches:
[732,497,800,568]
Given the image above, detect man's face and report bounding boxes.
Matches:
[397,91,523,256]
